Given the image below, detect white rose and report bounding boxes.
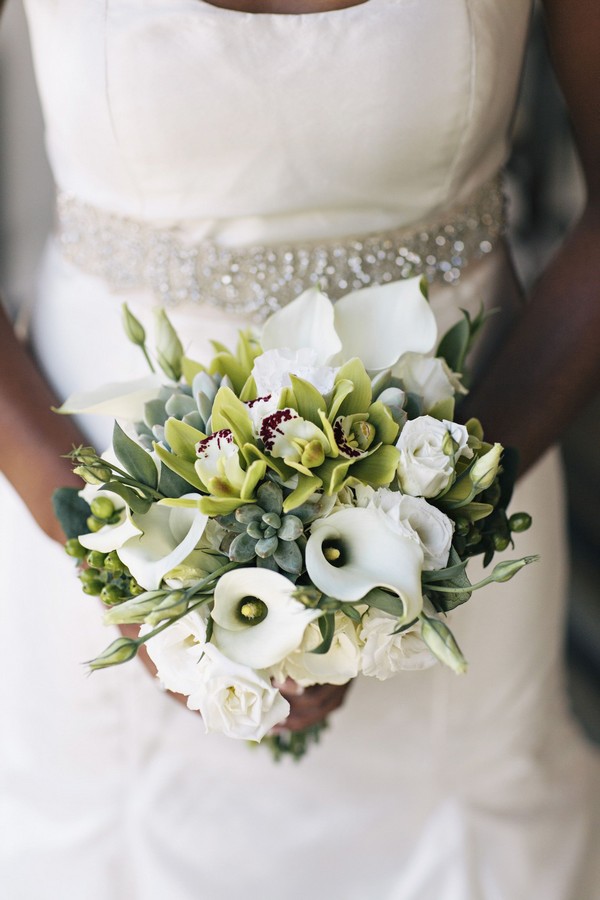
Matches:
[252,347,337,397]
[355,486,453,571]
[396,416,472,498]
[188,644,290,742]
[360,610,436,679]
[271,613,361,687]
[393,352,467,412]
[143,610,208,697]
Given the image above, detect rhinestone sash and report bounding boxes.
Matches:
[56,176,506,321]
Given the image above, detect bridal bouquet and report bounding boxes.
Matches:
[55,277,535,759]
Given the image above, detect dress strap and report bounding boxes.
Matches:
[56,176,506,319]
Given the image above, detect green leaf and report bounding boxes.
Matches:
[154,442,206,491]
[427,546,472,611]
[334,358,372,416]
[360,588,406,618]
[52,487,91,540]
[340,603,362,623]
[113,421,158,489]
[242,443,294,481]
[100,481,153,514]
[436,314,470,373]
[289,375,327,427]
[157,463,193,498]
[458,501,494,522]
[164,418,206,461]
[310,612,334,655]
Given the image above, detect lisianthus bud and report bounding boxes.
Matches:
[420,614,467,674]
[74,464,112,485]
[146,590,189,626]
[122,303,146,346]
[155,309,184,381]
[87,636,139,670]
[470,443,503,492]
[490,555,539,583]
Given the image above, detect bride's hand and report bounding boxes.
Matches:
[273,678,352,732]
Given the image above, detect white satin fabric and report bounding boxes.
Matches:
[1,1,599,898]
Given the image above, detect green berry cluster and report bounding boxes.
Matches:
[64,496,142,605]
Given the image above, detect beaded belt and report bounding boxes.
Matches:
[56,175,506,321]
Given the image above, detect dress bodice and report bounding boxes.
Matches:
[24,0,532,245]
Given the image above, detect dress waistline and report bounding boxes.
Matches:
[55,176,506,320]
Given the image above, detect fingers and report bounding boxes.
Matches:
[273,681,352,732]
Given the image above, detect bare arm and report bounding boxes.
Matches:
[0,301,84,541]
[460,0,600,474]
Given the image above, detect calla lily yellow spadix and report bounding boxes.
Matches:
[211,568,321,669]
[260,278,437,371]
[305,507,425,624]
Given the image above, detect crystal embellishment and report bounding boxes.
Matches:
[56,176,506,321]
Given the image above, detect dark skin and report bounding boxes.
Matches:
[0,0,598,730]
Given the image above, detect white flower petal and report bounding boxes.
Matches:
[260,287,342,365]
[333,277,438,370]
[188,643,290,741]
[57,375,164,420]
[79,509,142,553]
[211,568,321,669]
[143,611,208,696]
[117,494,207,591]
[306,507,424,622]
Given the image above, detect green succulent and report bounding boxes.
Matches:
[213,480,335,577]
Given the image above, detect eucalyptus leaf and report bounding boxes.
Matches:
[113,421,158,489]
[360,587,406,617]
[426,546,472,611]
[100,481,153,515]
[52,487,91,540]
[310,612,335,655]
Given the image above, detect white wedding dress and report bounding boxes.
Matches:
[1,1,599,898]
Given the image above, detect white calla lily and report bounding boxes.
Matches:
[107,493,208,591]
[259,278,437,372]
[79,508,142,554]
[56,375,164,421]
[211,568,321,669]
[306,507,424,622]
[261,286,342,364]
[333,279,438,370]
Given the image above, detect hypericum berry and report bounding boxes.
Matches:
[86,550,107,570]
[90,496,115,520]
[86,515,105,533]
[100,584,124,607]
[82,579,104,596]
[65,538,87,559]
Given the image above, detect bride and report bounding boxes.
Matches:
[1,0,599,897]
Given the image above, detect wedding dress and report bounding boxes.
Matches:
[1,1,599,898]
